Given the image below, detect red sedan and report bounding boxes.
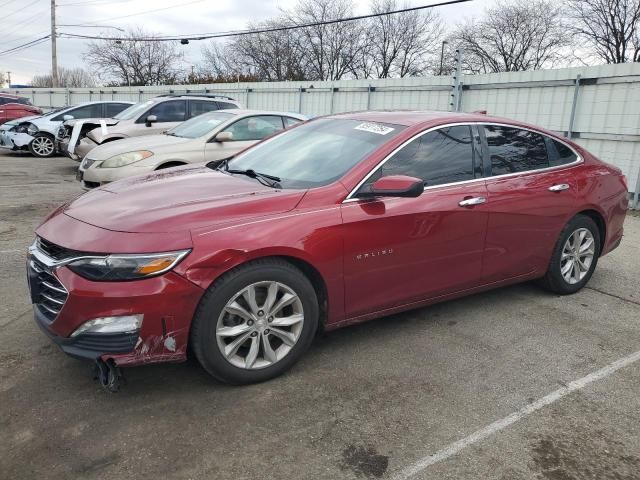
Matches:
[0,93,42,124]
[29,111,628,388]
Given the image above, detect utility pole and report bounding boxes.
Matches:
[6,72,11,88]
[439,40,448,76]
[51,0,59,88]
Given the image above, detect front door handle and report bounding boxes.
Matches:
[548,183,570,192]
[458,197,487,207]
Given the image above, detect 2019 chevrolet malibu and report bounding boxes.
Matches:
[28,111,628,388]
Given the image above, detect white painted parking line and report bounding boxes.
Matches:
[0,249,23,254]
[391,349,640,480]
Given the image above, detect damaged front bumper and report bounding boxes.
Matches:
[0,130,33,151]
[28,250,204,367]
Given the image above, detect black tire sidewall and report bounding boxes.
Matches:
[29,133,56,158]
[192,261,318,384]
[546,215,601,294]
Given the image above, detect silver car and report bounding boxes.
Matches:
[65,94,241,161]
[77,109,307,189]
[0,101,133,158]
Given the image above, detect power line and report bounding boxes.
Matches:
[2,8,50,38]
[59,0,472,42]
[69,0,209,25]
[4,0,42,21]
[0,35,51,58]
[58,0,127,5]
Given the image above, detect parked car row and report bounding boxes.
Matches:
[26,108,628,390]
[0,93,43,124]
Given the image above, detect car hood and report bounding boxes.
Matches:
[2,115,41,128]
[87,134,193,160]
[64,165,306,233]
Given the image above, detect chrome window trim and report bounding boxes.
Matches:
[343,121,583,203]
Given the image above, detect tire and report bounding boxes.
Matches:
[156,162,185,170]
[539,214,600,295]
[29,133,56,158]
[191,259,319,384]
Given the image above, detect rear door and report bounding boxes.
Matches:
[480,124,582,283]
[341,124,489,317]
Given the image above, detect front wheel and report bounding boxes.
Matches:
[29,133,56,158]
[191,259,319,384]
[539,214,600,295]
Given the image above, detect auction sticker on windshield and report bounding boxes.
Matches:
[354,122,395,135]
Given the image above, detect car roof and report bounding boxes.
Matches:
[327,110,526,127]
[216,109,307,119]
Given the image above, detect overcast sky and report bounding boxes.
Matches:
[1,0,490,85]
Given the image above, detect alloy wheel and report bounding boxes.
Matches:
[31,137,55,157]
[560,228,595,284]
[215,281,305,370]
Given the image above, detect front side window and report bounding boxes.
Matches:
[359,125,475,190]
[225,115,284,141]
[484,125,548,175]
[168,111,234,139]
[225,118,405,189]
[53,103,102,121]
[141,100,186,123]
[189,100,221,118]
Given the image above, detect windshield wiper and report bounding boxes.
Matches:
[226,166,281,188]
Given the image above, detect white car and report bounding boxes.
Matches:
[77,109,307,189]
[0,101,133,158]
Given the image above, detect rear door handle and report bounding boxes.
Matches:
[548,183,570,192]
[458,197,486,207]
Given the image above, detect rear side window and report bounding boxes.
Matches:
[216,101,238,109]
[139,100,186,123]
[105,103,131,117]
[365,125,475,188]
[189,100,221,118]
[546,138,578,167]
[284,116,302,128]
[484,125,548,175]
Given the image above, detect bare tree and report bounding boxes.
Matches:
[366,0,444,78]
[31,67,96,88]
[290,0,368,80]
[452,0,571,73]
[85,28,184,86]
[567,0,640,63]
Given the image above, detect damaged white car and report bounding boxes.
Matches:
[0,101,133,158]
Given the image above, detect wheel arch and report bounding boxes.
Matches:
[576,209,606,256]
[155,160,187,170]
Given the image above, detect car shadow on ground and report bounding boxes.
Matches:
[105,282,542,396]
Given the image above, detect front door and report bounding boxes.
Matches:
[341,125,489,317]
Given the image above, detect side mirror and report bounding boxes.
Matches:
[358,175,424,198]
[215,131,233,142]
[63,114,74,121]
[145,114,157,127]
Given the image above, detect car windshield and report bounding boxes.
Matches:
[224,118,405,189]
[167,111,234,139]
[113,100,155,120]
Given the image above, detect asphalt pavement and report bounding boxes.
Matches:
[1,153,639,480]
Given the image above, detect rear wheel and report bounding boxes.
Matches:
[539,214,600,294]
[191,259,318,384]
[29,133,56,158]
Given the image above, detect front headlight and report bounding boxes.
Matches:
[71,314,143,337]
[100,150,153,168]
[27,123,39,135]
[67,250,190,281]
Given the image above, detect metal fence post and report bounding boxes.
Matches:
[633,167,640,210]
[567,74,581,139]
[298,86,303,113]
[366,85,372,110]
[330,87,335,114]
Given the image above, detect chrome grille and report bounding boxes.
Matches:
[37,236,78,261]
[29,256,68,322]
